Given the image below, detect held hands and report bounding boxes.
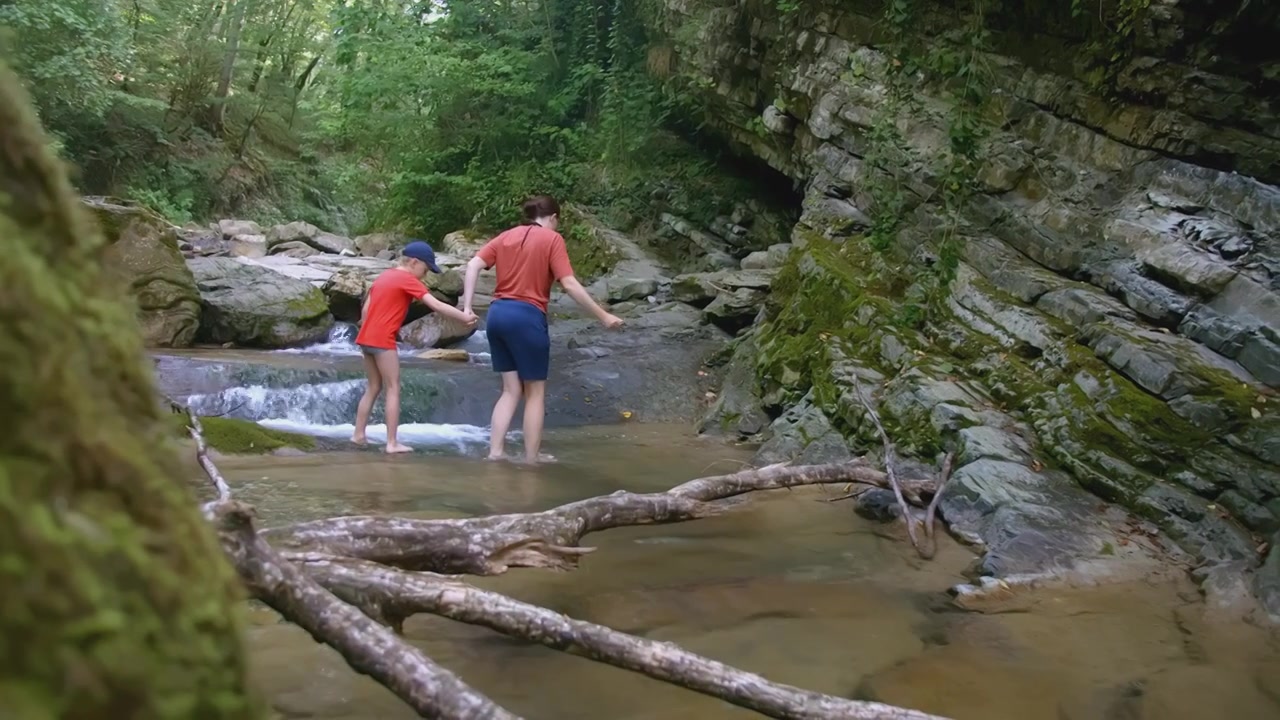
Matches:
[458,308,479,328]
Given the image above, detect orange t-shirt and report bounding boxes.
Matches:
[354,268,429,349]
[476,225,574,313]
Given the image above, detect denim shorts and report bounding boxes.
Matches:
[486,298,550,381]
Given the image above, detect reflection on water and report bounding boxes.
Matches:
[219,425,1280,720]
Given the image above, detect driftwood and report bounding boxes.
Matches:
[183,409,951,720]
[851,378,959,560]
[263,460,940,575]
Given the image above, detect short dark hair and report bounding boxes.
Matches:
[521,194,560,223]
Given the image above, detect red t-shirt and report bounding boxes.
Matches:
[354,268,429,349]
[476,225,574,313]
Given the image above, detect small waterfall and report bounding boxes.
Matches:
[185,379,368,425]
[182,376,497,450]
[276,322,491,364]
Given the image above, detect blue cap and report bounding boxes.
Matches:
[402,240,442,273]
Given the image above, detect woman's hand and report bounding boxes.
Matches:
[600,312,624,329]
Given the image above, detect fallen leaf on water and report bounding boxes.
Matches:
[620,410,633,419]
[1251,407,1262,419]
[705,391,717,399]
[1258,542,1270,555]
[1030,459,1044,472]
[697,370,707,376]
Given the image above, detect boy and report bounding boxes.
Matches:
[353,241,477,453]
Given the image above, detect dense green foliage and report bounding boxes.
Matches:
[1,0,763,240]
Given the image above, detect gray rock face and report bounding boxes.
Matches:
[189,257,332,348]
[753,391,852,466]
[266,221,355,255]
[740,243,793,270]
[228,234,267,258]
[1257,532,1280,622]
[703,287,766,334]
[606,277,658,304]
[89,199,201,348]
[218,219,261,238]
[654,0,1280,611]
[699,333,770,438]
[354,232,403,257]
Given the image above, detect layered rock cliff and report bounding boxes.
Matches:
[652,0,1280,617]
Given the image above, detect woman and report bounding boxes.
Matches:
[461,195,622,463]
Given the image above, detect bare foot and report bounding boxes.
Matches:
[351,433,367,446]
[519,452,557,465]
[485,453,507,461]
[384,442,415,454]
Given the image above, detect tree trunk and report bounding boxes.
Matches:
[213,0,249,133]
[0,60,263,719]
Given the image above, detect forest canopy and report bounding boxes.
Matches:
[0,0,745,238]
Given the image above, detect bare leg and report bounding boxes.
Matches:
[375,350,413,453]
[521,380,548,464]
[488,371,522,460]
[352,350,383,445]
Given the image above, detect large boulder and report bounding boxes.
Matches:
[606,277,659,304]
[218,219,261,239]
[354,232,404,257]
[268,240,319,259]
[266,221,355,255]
[88,198,201,347]
[315,260,463,322]
[672,268,776,307]
[399,313,477,348]
[703,287,766,334]
[228,234,267,258]
[321,269,372,323]
[441,230,486,256]
[189,257,332,348]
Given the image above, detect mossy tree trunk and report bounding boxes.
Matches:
[0,61,262,719]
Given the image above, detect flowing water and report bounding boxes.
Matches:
[162,346,1280,720]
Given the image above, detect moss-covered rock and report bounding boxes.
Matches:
[89,198,202,348]
[168,414,316,455]
[0,60,262,719]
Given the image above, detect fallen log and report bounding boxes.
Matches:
[184,409,951,720]
[211,501,513,719]
[264,460,939,575]
[298,554,947,720]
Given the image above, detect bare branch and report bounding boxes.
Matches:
[187,411,231,509]
[296,556,950,720]
[851,378,921,554]
[212,503,517,719]
[919,451,957,560]
[264,459,930,575]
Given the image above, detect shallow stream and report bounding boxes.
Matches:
[161,338,1280,720]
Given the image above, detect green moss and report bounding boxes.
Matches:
[0,61,262,719]
[561,207,622,282]
[168,414,316,455]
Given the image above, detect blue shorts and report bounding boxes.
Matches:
[486,298,550,381]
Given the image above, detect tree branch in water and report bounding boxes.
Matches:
[263,460,936,575]
[297,555,948,720]
[185,413,951,719]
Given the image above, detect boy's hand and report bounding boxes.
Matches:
[601,313,624,330]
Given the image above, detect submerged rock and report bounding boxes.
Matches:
[189,257,332,348]
[89,198,201,348]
